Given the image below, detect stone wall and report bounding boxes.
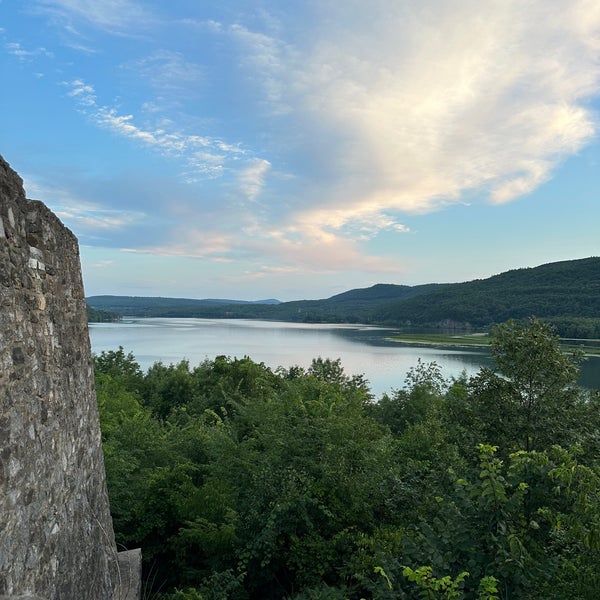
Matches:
[0,155,120,599]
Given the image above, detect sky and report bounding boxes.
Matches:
[1,0,599,301]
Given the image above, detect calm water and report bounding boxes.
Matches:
[88,318,600,399]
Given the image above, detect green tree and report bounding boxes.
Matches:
[368,359,447,435]
[94,346,144,391]
[467,319,585,453]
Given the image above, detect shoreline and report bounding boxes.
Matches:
[387,333,600,357]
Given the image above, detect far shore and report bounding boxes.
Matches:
[388,332,600,357]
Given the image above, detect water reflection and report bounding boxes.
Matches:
[89,318,598,398]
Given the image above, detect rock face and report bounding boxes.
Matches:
[0,155,119,599]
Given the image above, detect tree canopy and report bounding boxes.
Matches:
[95,319,600,599]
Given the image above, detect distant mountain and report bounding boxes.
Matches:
[86,295,281,317]
[86,257,600,337]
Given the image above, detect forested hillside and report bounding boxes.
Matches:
[376,257,600,329]
[87,257,600,336]
[96,319,600,599]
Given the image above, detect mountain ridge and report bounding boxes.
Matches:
[87,256,600,336]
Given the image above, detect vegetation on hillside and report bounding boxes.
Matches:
[87,304,120,323]
[87,257,600,337]
[95,319,600,599]
[378,257,600,331]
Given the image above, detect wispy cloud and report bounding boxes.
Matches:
[228,23,294,115]
[121,230,236,262]
[127,229,399,275]
[92,259,115,268]
[34,0,153,35]
[123,50,206,102]
[24,178,144,233]
[5,41,53,60]
[256,230,399,273]
[238,158,271,201]
[65,79,244,178]
[55,206,142,231]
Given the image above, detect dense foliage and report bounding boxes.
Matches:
[95,319,600,599]
[88,257,600,336]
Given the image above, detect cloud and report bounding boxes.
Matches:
[121,230,236,262]
[124,50,206,101]
[34,0,153,34]
[228,23,294,114]
[226,0,600,238]
[137,0,596,275]
[65,79,244,179]
[238,158,271,201]
[246,265,301,279]
[262,234,399,273]
[55,206,142,231]
[116,212,399,275]
[5,41,53,60]
[24,178,145,233]
[92,260,115,268]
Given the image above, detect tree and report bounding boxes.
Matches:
[94,346,144,391]
[467,319,585,453]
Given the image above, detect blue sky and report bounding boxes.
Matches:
[1,0,599,301]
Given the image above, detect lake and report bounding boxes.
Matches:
[88,318,600,398]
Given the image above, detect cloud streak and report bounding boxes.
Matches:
[5,42,53,60]
[24,177,146,240]
[66,79,245,178]
[34,0,153,35]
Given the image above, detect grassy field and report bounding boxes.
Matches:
[389,332,600,357]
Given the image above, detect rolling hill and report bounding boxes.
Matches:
[87,257,600,336]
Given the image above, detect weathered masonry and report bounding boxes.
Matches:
[0,155,139,599]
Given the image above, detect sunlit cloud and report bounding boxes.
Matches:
[258,234,399,273]
[60,1,600,251]
[228,0,600,234]
[116,218,399,275]
[121,230,237,262]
